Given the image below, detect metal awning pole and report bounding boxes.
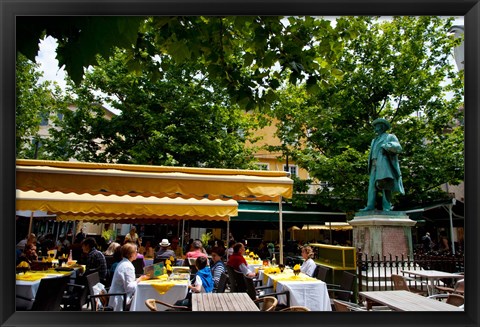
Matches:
[279,197,283,264]
[181,219,185,253]
[28,211,34,236]
[226,219,230,260]
[449,203,456,255]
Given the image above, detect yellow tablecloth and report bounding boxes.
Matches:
[16,270,70,281]
[141,277,189,295]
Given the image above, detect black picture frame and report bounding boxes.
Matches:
[1,1,478,327]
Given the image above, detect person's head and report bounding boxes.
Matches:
[228,240,236,248]
[113,244,123,262]
[192,240,203,251]
[195,256,208,270]
[81,237,97,253]
[24,243,37,259]
[372,118,391,135]
[104,242,121,256]
[27,233,36,243]
[233,242,245,254]
[129,227,136,235]
[210,246,225,262]
[121,242,138,261]
[159,238,171,248]
[301,246,314,259]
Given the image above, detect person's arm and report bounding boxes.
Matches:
[382,134,402,154]
[189,275,202,293]
[239,263,256,277]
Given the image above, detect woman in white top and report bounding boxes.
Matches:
[300,246,316,277]
[108,242,149,311]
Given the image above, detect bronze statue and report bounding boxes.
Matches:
[360,118,404,212]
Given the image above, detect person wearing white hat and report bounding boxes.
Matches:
[155,238,176,262]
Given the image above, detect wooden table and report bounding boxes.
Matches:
[401,270,464,295]
[191,293,260,311]
[359,290,463,311]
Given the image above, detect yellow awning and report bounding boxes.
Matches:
[16,190,237,222]
[302,223,352,231]
[16,159,293,201]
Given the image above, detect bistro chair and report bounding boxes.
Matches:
[214,272,228,293]
[315,265,331,282]
[326,271,356,302]
[428,293,464,307]
[435,278,464,295]
[16,275,70,311]
[89,292,127,311]
[244,275,290,309]
[132,258,145,278]
[391,274,427,296]
[253,296,278,311]
[333,299,368,312]
[225,266,248,292]
[145,298,190,311]
[279,306,311,312]
[61,280,87,311]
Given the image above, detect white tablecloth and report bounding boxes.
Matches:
[258,270,331,311]
[16,270,76,310]
[129,280,189,311]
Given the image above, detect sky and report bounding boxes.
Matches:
[34,16,464,114]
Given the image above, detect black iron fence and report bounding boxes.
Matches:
[356,251,464,293]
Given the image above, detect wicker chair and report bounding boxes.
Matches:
[435,279,464,295]
[145,299,190,311]
[279,306,311,312]
[254,296,278,311]
[428,293,464,307]
[391,274,427,295]
[333,299,368,312]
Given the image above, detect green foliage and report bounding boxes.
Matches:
[271,16,464,211]
[200,232,213,247]
[17,16,344,111]
[16,54,69,159]
[43,49,262,168]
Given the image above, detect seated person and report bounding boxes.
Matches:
[81,237,108,283]
[300,245,316,277]
[185,240,208,260]
[226,242,255,277]
[155,239,176,262]
[175,256,214,308]
[17,243,38,265]
[109,243,149,311]
[210,246,226,289]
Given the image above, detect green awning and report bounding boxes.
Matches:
[234,202,347,223]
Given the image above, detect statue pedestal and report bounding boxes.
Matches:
[349,211,416,257]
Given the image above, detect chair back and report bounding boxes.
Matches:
[132,258,145,277]
[391,274,410,291]
[85,271,101,297]
[315,265,331,282]
[333,299,352,312]
[454,279,464,294]
[215,272,228,293]
[256,296,278,311]
[145,299,158,311]
[32,276,69,310]
[446,294,464,307]
[225,265,238,292]
[279,306,310,311]
[337,271,356,301]
[232,269,247,292]
[244,275,258,300]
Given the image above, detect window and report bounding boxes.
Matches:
[255,163,269,171]
[39,112,49,126]
[283,164,297,176]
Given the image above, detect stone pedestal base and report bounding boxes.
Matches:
[349,211,416,257]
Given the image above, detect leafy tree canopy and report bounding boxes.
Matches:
[270,16,464,212]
